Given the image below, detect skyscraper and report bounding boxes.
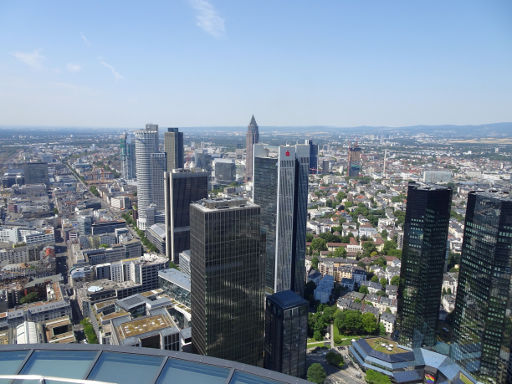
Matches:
[452,191,512,382]
[253,144,309,295]
[120,132,136,179]
[305,139,318,174]
[396,182,452,348]
[164,128,184,172]
[190,197,265,366]
[245,115,259,182]
[135,124,165,229]
[264,290,308,378]
[347,142,362,177]
[164,169,208,264]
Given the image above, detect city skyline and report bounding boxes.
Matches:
[1,1,511,128]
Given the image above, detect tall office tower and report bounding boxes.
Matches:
[383,149,388,178]
[164,128,184,172]
[264,290,308,378]
[305,139,318,174]
[135,124,159,216]
[120,133,136,179]
[22,162,48,184]
[150,152,167,211]
[253,144,309,295]
[245,115,259,182]
[452,191,512,382]
[396,182,452,348]
[190,197,265,366]
[347,142,362,177]
[164,169,208,263]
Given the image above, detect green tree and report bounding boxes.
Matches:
[359,285,369,294]
[89,186,100,197]
[81,318,98,344]
[371,275,379,283]
[390,276,400,286]
[380,277,388,287]
[306,233,315,242]
[326,351,345,368]
[333,247,347,258]
[311,256,319,270]
[307,363,327,384]
[335,310,362,335]
[20,292,39,304]
[361,312,378,334]
[365,369,392,384]
[362,242,377,257]
[311,238,328,252]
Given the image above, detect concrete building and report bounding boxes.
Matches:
[164,128,184,172]
[245,115,259,182]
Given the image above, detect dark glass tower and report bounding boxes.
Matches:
[452,191,512,382]
[245,115,259,182]
[347,142,362,177]
[190,197,265,366]
[164,128,184,172]
[120,132,136,179]
[253,144,309,296]
[264,290,308,378]
[164,169,208,263]
[396,182,452,348]
[305,139,318,174]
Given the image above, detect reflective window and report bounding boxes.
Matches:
[20,350,96,384]
[156,359,229,384]
[0,351,28,383]
[87,352,163,384]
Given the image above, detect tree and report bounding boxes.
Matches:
[81,318,98,344]
[307,363,327,384]
[361,312,378,334]
[371,275,379,283]
[20,292,39,304]
[380,278,388,287]
[312,256,319,270]
[306,232,315,242]
[313,330,323,341]
[362,241,377,257]
[381,229,388,239]
[359,285,369,294]
[335,310,362,335]
[365,369,392,384]
[326,351,345,368]
[390,276,400,286]
[311,238,328,252]
[333,247,347,258]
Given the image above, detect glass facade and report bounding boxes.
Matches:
[190,198,265,366]
[305,139,318,174]
[245,115,259,182]
[264,290,308,378]
[253,145,309,296]
[164,128,184,172]
[452,192,512,382]
[396,182,452,348]
[164,170,208,263]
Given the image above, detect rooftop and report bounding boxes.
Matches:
[117,314,173,340]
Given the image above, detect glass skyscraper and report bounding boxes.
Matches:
[347,142,362,177]
[253,144,309,296]
[452,191,512,383]
[396,182,452,348]
[190,197,265,367]
[264,290,308,378]
[305,139,318,174]
[164,128,184,172]
[164,169,208,263]
[245,115,259,182]
[120,132,136,180]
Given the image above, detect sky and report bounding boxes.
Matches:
[0,0,511,128]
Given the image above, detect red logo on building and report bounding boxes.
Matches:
[285,151,290,157]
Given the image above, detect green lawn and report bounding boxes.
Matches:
[333,325,369,346]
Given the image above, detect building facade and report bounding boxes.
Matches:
[190,198,265,366]
[347,142,362,177]
[164,169,208,263]
[164,128,184,172]
[135,124,160,219]
[120,132,137,179]
[305,139,318,174]
[253,144,309,295]
[264,290,308,378]
[452,191,512,382]
[245,115,259,182]
[396,182,452,348]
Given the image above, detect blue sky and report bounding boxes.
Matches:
[0,0,511,128]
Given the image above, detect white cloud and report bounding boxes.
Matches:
[188,0,225,38]
[80,32,91,47]
[11,49,45,70]
[98,58,124,80]
[66,63,82,73]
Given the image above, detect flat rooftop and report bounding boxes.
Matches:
[117,314,172,340]
[366,337,409,355]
